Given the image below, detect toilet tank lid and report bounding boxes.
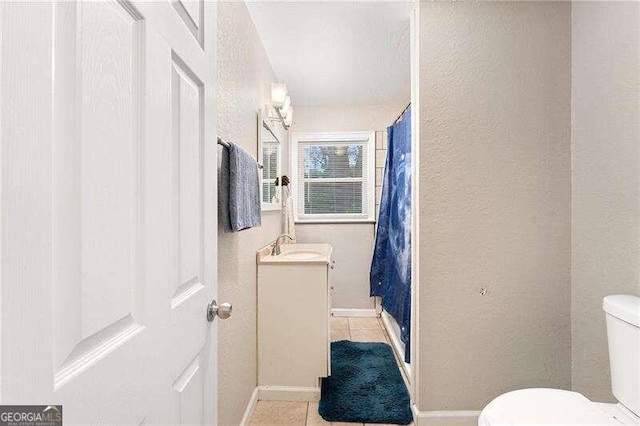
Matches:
[603,295,640,327]
[479,389,619,425]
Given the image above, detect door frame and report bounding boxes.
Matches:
[409,1,421,411]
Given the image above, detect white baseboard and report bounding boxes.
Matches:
[413,409,481,426]
[374,296,383,315]
[412,404,420,421]
[331,308,377,317]
[240,387,259,426]
[256,385,321,402]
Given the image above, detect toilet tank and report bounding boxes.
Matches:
[603,295,640,417]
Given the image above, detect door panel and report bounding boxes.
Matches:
[54,1,145,389]
[171,0,204,47]
[172,53,205,309]
[77,0,143,340]
[172,354,205,425]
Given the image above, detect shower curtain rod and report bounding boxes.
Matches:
[393,103,411,124]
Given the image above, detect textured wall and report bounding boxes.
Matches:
[418,2,572,411]
[295,224,375,310]
[292,103,407,310]
[293,103,407,134]
[571,1,640,403]
[217,3,285,424]
[374,130,389,219]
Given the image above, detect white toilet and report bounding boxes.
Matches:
[479,295,640,425]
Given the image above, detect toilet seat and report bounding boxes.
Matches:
[479,388,624,425]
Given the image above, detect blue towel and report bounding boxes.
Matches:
[219,142,261,232]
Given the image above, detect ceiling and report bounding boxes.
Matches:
[246,1,412,107]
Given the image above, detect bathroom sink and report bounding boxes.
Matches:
[278,250,323,261]
[257,243,332,265]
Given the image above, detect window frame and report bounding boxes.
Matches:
[291,131,376,223]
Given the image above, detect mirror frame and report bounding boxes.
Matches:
[257,109,282,211]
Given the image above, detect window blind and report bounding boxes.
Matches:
[261,142,279,203]
[296,140,372,221]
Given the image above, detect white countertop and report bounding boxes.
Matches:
[257,243,332,265]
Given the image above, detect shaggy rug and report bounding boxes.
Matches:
[318,340,413,424]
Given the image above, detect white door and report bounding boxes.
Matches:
[0,1,219,424]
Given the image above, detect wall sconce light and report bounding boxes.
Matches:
[284,107,293,128]
[281,95,291,117]
[269,82,293,129]
[271,82,288,108]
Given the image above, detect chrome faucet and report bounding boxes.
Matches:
[271,234,294,256]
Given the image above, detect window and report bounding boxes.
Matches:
[291,132,375,222]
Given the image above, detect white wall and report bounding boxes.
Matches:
[291,102,407,310]
[217,3,285,424]
[418,1,572,411]
[295,224,375,310]
[293,103,407,134]
[571,1,640,403]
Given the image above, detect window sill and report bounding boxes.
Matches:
[295,220,376,225]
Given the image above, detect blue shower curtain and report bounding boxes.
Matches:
[370,106,411,363]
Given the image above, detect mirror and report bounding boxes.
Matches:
[258,109,282,211]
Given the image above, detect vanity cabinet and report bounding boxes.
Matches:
[257,243,332,388]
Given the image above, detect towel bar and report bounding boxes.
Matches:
[217,136,264,169]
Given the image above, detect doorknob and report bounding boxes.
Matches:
[207,300,232,322]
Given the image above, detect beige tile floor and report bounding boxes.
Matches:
[249,317,413,426]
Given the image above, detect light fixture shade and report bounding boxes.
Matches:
[271,82,288,108]
[284,107,293,127]
[264,105,278,121]
[281,95,292,116]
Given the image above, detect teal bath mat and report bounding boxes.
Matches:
[319,340,413,424]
